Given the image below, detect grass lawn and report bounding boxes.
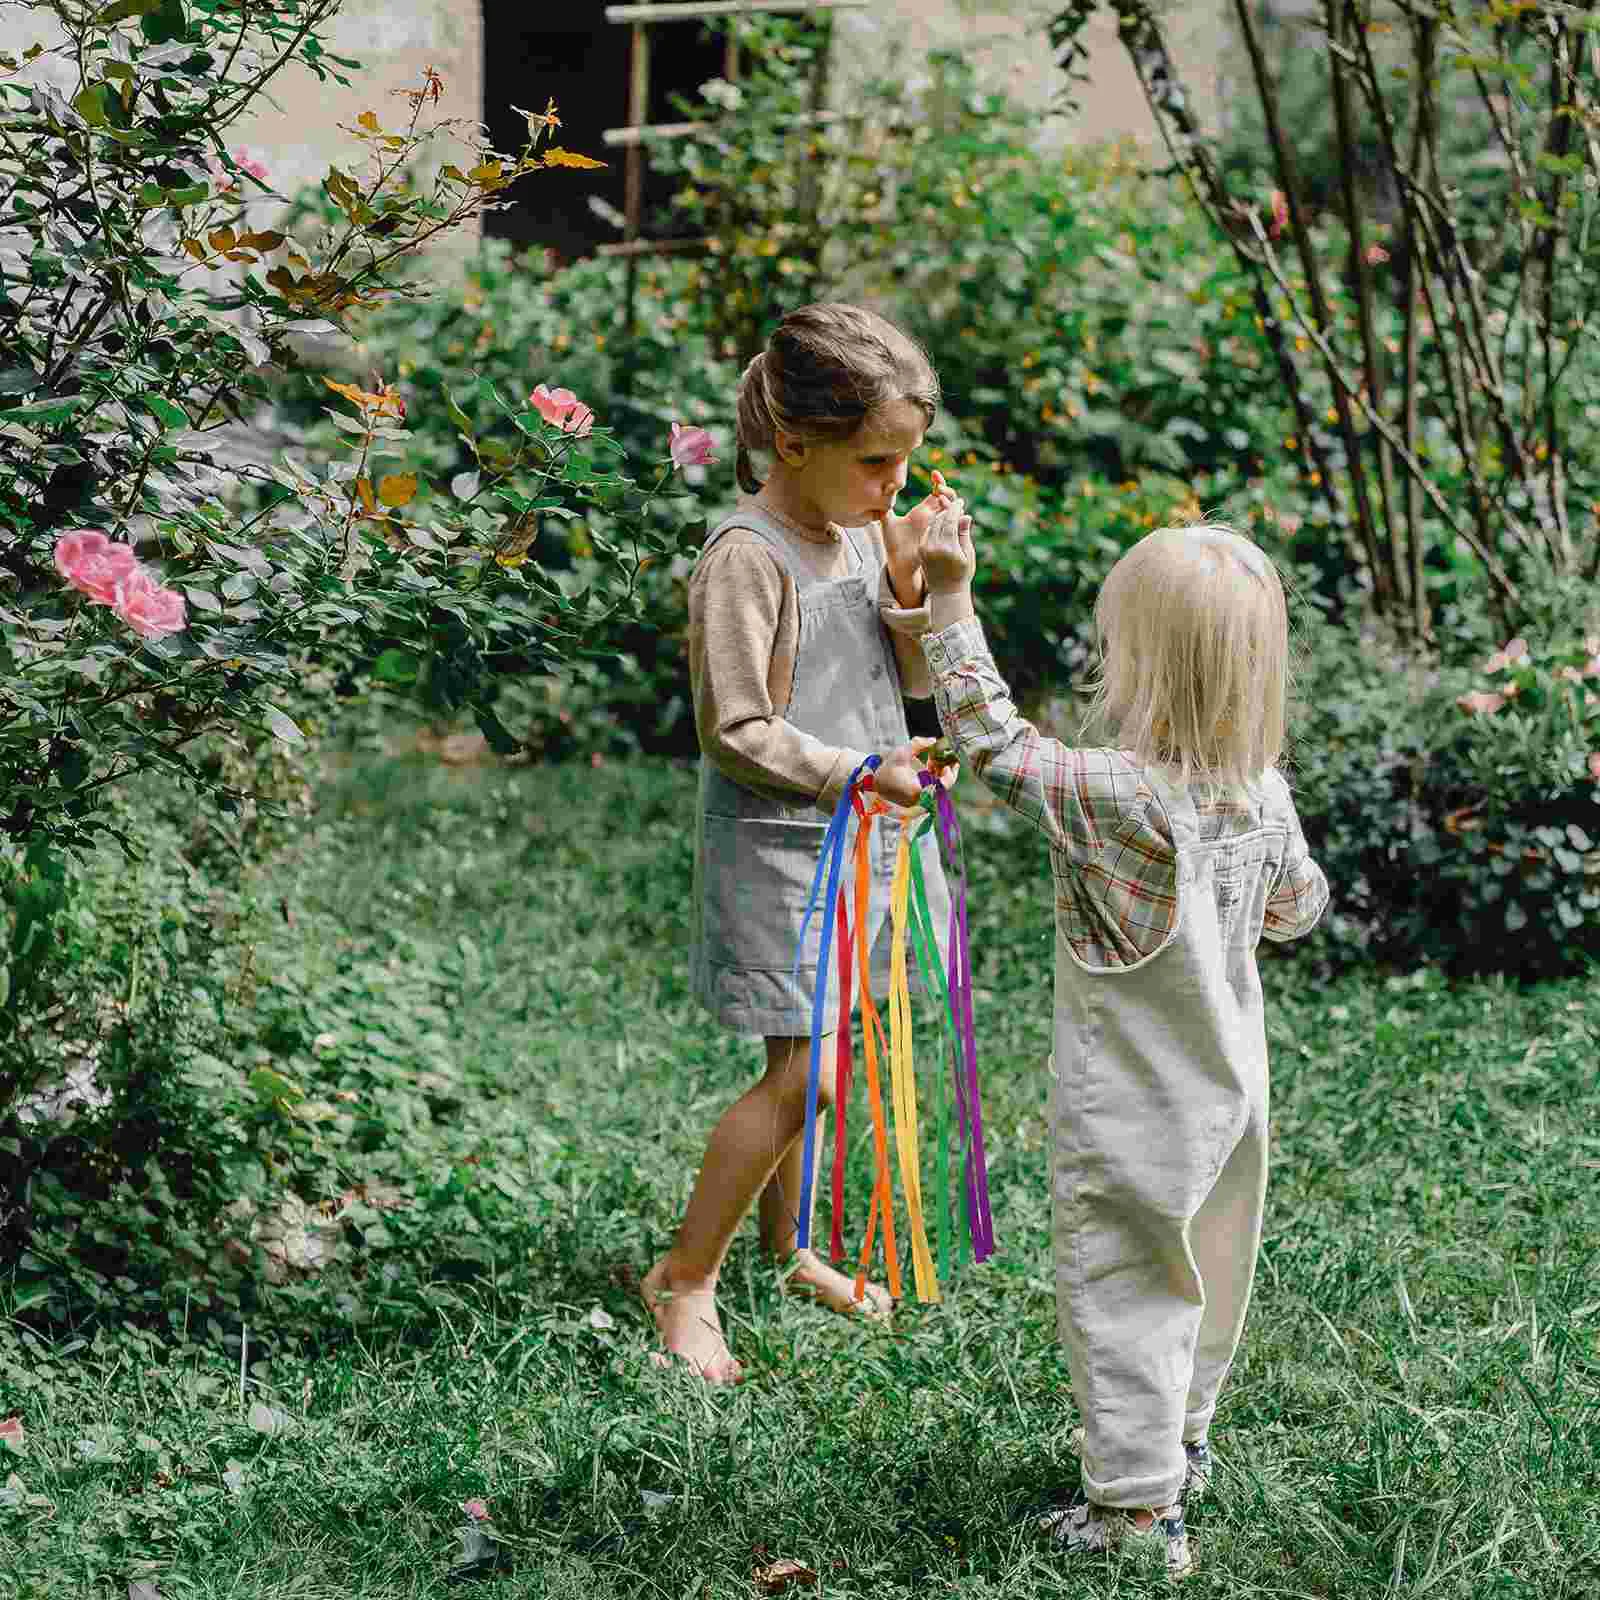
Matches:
[2,750,1597,1598]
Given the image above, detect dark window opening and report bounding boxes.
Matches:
[480,7,728,263]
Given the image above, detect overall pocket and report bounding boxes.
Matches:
[700,813,833,972]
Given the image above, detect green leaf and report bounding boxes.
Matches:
[249,1065,303,1104]
[97,0,163,19]
[139,0,188,45]
[445,391,475,437]
[73,85,109,127]
[139,393,187,429]
[262,704,305,745]
[56,745,88,790]
[372,648,419,685]
[472,703,521,756]
[2,397,88,426]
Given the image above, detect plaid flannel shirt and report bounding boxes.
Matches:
[921,617,1329,969]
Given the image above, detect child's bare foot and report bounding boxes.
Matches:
[640,1260,743,1384]
[779,1247,893,1322]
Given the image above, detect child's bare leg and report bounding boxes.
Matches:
[757,1042,892,1321]
[645,1033,841,1381]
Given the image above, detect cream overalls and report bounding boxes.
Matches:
[1054,767,1299,1510]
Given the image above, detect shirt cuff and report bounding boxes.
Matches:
[920,616,992,675]
[877,565,930,630]
[816,746,872,815]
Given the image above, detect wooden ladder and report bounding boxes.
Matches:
[599,0,866,333]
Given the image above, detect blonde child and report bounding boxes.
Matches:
[642,303,972,1383]
[915,512,1328,1579]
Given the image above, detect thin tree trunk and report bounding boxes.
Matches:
[1327,0,1401,610]
[1233,0,1389,610]
[1401,13,1434,641]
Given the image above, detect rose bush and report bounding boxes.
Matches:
[0,0,706,867]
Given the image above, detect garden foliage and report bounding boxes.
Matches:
[0,0,706,865]
[1051,0,1600,643]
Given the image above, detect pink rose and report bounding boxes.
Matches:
[233,148,270,184]
[207,148,270,193]
[0,1416,22,1452]
[54,530,139,606]
[1589,752,1600,782]
[1268,189,1289,240]
[462,1498,489,1522]
[1456,689,1505,717]
[669,421,716,470]
[529,383,594,437]
[112,568,187,640]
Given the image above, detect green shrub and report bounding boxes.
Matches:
[1288,590,1600,977]
[0,783,256,1320]
[0,2,706,857]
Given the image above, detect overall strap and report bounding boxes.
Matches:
[701,508,792,575]
[702,507,867,578]
[1143,762,1200,851]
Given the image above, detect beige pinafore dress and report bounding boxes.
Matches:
[690,508,952,1038]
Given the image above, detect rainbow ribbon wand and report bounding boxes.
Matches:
[902,797,954,1279]
[793,753,880,1251]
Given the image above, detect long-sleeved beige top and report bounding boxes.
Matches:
[688,508,934,815]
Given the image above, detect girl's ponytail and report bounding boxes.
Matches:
[734,351,773,494]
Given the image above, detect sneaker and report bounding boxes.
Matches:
[1182,1438,1212,1503]
[1040,1491,1193,1581]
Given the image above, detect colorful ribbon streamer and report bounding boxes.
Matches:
[790,746,995,1299]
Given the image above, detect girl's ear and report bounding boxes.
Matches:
[773,430,809,469]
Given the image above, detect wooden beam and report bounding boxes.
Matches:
[602,108,849,147]
[606,1,865,22]
[595,236,713,259]
[623,20,650,240]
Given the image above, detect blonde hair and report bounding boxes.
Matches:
[734,302,940,494]
[1085,522,1289,796]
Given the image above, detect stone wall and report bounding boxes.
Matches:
[832,1,1225,153]
[0,1,483,235]
[0,1,1230,251]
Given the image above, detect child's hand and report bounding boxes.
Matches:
[881,480,962,578]
[869,737,940,809]
[919,496,975,595]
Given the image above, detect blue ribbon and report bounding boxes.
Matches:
[793,753,880,1250]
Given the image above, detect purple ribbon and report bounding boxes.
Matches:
[913,771,994,1264]
[931,779,994,1261]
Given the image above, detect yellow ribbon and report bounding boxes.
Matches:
[889,829,939,1302]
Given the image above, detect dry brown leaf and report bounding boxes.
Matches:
[753,1558,819,1595]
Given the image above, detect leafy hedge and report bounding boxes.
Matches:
[1288,603,1600,977]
